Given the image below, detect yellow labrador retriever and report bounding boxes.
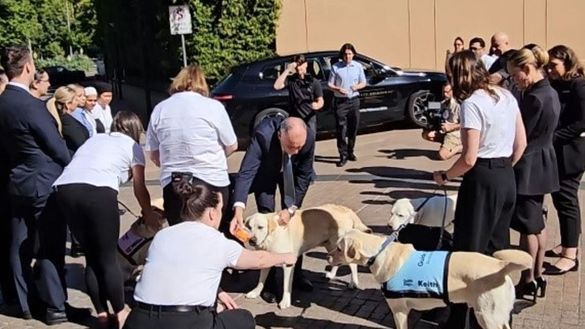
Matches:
[243,204,371,309]
[329,230,532,329]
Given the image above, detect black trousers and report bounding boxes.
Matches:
[334,97,360,158]
[447,157,516,329]
[10,192,67,313]
[0,185,16,305]
[551,171,584,248]
[55,184,124,314]
[123,306,255,329]
[163,177,230,227]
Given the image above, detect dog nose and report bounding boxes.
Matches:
[249,237,257,246]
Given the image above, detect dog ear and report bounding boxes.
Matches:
[344,238,361,261]
[267,215,279,234]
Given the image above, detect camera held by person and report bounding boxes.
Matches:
[421,83,462,160]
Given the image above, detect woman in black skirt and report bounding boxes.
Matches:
[544,45,585,275]
[507,45,560,300]
[433,50,527,328]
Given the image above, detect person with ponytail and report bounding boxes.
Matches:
[507,45,560,300]
[124,183,296,329]
[53,111,159,328]
[47,86,90,153]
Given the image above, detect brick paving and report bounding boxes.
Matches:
[1,127,583,328]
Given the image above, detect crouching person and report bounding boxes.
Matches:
[123,183,296,329]
[421,83,462,160]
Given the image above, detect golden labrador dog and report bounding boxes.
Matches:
[243,204,371,309]
[329,230,532,329]
[388,194,457,234]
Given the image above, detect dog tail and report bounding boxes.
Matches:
[492,249,532,275]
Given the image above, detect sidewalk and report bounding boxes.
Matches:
[0,128,583,329]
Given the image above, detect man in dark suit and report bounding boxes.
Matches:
[0,45,71,324]
[230,116,315,293]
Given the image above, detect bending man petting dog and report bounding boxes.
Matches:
[329,230,532,329]
[230,116,315,296]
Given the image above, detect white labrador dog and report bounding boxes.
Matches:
[329,229,532,329]
[388,194,457,233]
[243,204,371,309]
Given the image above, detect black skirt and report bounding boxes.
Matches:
[510,194,545,234]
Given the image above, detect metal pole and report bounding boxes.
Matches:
[181,34,187,67]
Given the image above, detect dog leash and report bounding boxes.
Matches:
[435,186,449,250]
[367,224,405,267]
[118,200,140,219]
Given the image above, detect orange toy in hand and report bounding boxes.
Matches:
[234,227,251,243]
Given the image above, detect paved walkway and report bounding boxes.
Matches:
[1,128,583,328]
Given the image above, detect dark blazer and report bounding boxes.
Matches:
[514,79,560,195]
[233,116,315,207]
[0,84,71,198]
[60,112,89,153]
[551,77,585,176]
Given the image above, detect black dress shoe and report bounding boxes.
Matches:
[348,153,357,161]
[21,311,32,320]
[543,256,579,275]
[337,157,348,167]
[46,308,67,325]
[260,291,277,303]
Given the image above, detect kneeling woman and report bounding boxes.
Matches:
[123,183,296,329]
[54,111,159,327]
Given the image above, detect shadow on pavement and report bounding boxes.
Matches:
[255,311,386,329]
[379,148,439,160]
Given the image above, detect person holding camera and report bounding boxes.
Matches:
[421,83,462,160]
[273,54,324,135]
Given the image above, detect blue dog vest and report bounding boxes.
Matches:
[382,250,451,302]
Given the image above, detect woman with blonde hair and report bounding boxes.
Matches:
[544,45,585,275]
[146,64,238,227]
[47,86,90,153]
[434,50,526,328]
[507,45,560,299]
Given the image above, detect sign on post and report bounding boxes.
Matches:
[169,5,192,67]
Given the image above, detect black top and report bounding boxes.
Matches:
[0,85,70,198]
[551,77,585,176]
[488,49,517,93]
[514,79,560,195]
[285,74,323,122]
[95,118,106,134]
[232,116,315,207]
[61,113,90,154]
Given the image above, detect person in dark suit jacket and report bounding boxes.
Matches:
[0,46,71,324]
[47,86,90,153]
[507,46,560,299]
[544,45,585,274]
[229,116,315,293]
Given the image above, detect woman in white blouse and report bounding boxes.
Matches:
[123,183,296,329]
[54,111,159,328]
[146,65,238,227]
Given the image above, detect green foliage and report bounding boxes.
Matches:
[186,0,281,80]
[36,54,95,72]
[0,0,97,58]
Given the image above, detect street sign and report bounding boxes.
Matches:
[169,5,192,35]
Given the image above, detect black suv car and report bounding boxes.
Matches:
[211,51,447,145]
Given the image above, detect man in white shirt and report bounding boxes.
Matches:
[469,37,496,71]
[93,84,113,133]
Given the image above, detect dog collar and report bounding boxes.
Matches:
[366,226,404,267]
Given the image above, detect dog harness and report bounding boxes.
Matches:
[381,251,451,303]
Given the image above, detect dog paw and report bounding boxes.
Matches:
[278,295,291,309]
[245,289,261,299]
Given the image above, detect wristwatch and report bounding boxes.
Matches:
[441,172,449,182]
[287,205,298,216]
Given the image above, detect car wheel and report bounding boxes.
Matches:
[407,90,434,128]
[252,108,289,130]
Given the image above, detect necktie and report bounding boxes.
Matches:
[282,153,296,208]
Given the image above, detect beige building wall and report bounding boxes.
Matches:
[276,0,585,71]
